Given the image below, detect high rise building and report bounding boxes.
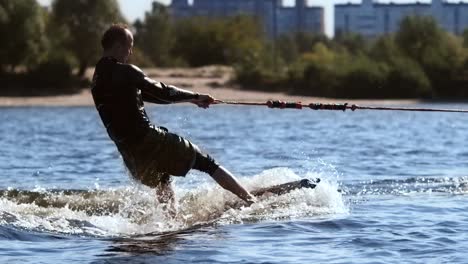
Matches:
[335,0,468,37]
[170,0,324,37]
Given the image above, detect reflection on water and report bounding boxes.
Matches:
[105,224,215,256]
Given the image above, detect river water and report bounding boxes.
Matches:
[0,104,467,263]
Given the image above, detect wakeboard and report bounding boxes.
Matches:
[251,178,320,197]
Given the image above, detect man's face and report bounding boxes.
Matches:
[117,29,133,63]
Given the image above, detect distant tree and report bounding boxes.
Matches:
[370,35,432,98]
[276,32,331,64]
[172,17,217,66]
[463,28,468,71]
[276,34,299,64]
[0,0,48,72]
[463,28,468,48]
[369,36,401,62]
[51,0,124,77]
[340,56,389,99]
[295,43,344,97]
[173,15,264,67]
[333,32,367,54]
[223,16,265,64]
[385,56,432,98]
[294,32,331,54]
[395,16,444,63]
[396,15,465,97]
[133,2,174,66]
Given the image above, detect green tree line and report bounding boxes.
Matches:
[236,16,468,99]
[1,0,467,98]
[267,16,468,99]
[0,0,124,95]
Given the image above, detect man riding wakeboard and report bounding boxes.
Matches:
[91,24,256,213]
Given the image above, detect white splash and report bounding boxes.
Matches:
[0,168,347,237]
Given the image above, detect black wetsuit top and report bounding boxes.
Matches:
[91,57,198,144]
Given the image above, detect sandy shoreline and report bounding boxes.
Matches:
[0,66,419,107]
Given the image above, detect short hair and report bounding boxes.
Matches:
[101,24,131,50]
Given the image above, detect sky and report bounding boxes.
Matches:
[37,0,466,36]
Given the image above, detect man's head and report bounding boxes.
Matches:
[101,24,133,63]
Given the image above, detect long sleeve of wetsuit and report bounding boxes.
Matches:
[127,64,199,104]
[141,79,199,104]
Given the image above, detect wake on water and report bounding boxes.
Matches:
[1,167,466,239]
[0,168,345,238]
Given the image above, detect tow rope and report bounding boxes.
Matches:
[214,100,468,113]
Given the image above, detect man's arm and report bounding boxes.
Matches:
[133,70,211,106]
[143,81,215,108]
[140,78,199,104]
[211,166,256,206]
[128,64,215,106]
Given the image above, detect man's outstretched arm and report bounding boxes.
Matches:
[210,166,256,205]
[128,64,214,106]
[138,75,213,107]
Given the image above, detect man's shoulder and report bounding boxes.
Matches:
[121,63,142,72]
[116,63,146,79]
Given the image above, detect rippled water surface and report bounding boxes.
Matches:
[1,104,467,263]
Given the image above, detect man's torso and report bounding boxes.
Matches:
[91,57,151,143]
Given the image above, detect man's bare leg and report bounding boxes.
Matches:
[155,175,177,217]
[211,166,256,205]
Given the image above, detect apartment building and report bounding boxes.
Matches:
[335,0,468,37]
[170,0,325,37]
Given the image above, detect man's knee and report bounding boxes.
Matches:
[140,172,172,188]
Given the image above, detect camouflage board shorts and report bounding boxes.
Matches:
[117,126,199,187]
